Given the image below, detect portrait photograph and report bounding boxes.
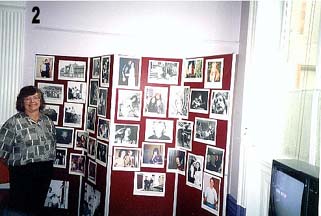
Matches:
[205,146,225,177]
[66,81,87,104]
[201,172,221,215]
[189,88,209,114]
[186,153,204,190]
[69,153,86,176]
[37,82,64,105]
[141,142,165,168]
[35,55,55,81]
[147,60,179,85]
[166,148,186,175]
[63,102,83,128]
[53,148,67,169]
[88,160,97,185]
[194,117,217,145]
[87,136,96,160]
[56,126,74,148]
[97,87,108,117]
[143,86,168,118]
[168,86,190,119]
[82,183,101,216]
[175,120,193,151]
[117,56,141,89]
[113,123,139,147]
[97,117,110,142]
[44,180,69,209]
[133,172,166,197]
[117,89,142,121]
[58,59,86,81]
[204,58,224,89]
[43,104,60,125]
[210,90,230,120]
[74,130,89,151]
[100,55,111,87]
[145,119,173,143]
[183,58,203,83]
[86,107,96,134]
[92,57,100,79]
[89,79,99,107]
[96,141,108,167]
[112,147,141,171]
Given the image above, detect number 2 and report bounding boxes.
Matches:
[32,6,40,24]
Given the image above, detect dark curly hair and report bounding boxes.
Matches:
[16,85,45,112]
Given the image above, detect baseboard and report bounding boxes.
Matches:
[226,194,246,216]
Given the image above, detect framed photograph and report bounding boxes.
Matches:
[210,90,230,120]
[186,153,204,190]
[201,173,221,215]
[69,153,86,176]
[205,146,225,177]
[38,82,64,105]
[175,120,193,151]
[112,147,141,171]
[86,107,96,133]
[88,160,97,185]
[194,117,217,145]
[117,89,142,121]
[141,142,165,168]
[168,86,190,119]
[87,137,96,159]
[82,183,101,216]
[166,148,186,175]
[117,56,141,89]
[145,119,173,143]
[58,60,86,81]
[56,126,74,148]
[35,55,55,81]
[189,88,209,114]
[74,130,89,151]
[143,86,168,118]
[97,117,110,142]
[133,172,166,197]
[204,58,224,89]
[63,102,83,128]
[97,87,108,117]
[100,55,111,87]
[92,57,100,78]
[183,58,203,83]
[96,141,108,167]
[43,104,60,125]
[66,81,87,104]
[147,60,179,85]
[89,79,99,107]
[44,180,69,209]
[113,123,139,147]
[53,148,67,169]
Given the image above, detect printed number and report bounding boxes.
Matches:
[32,6,40,24]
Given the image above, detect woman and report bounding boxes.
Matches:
[0,86,56,215]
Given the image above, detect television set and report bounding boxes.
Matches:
[269,159,319,216]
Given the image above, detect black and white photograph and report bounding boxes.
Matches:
[37,82,64,105]
[35,55,55,81]
[143,86,168,118]
[148,60,179,85]
[92,57,100,79]
[113,123,139,147]
[166,148,186,175]
[183,58,203,83]
[190,88,209,114]
[97,117,109,142]
[58,60,86,81]
[67,81,87,103]
[96,141,108,167]
[168,86,190,119]
[201,173,221,215]
[117,56,141,89]
[141,142,165,168]
[176,120,193,151]
[56,126,74,148]
[97,87,108,117]
[117,89,142,121]
[86,107,96,133]
[63,102,83,128]
[100,55,110,87]
[43,104,60,125]
[89,79,99,106]
[44,180,69,209]
[145,119,173,143]
[186,153,204,190]
[133,172,166,197]
[194,117,217,145]
[204,58,224,89]
[54,148,67,169]
[112,147,141,171]
[69,153,86,176]
[74,130,89,151]
[88,160,97,184]
[87,137,96,159]
[210,90,230,120]
[82,182,101,216]
[205,146,225,177]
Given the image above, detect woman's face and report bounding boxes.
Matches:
[23,93,41,114]
[124,128,131,136]
[195,162,200,169]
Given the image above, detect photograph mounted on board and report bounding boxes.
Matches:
[87,137,97,159]
[44,180,69,209]
[189,88,209,114]
[63,102,83,128]
[82,183,101,216]
[35,55,55,81]
[89,79,99,107]
[186,153,204,190]
[145,119,173,143]
[53,148,67,169]
[56,126,74,148]
[117,89,142,121]
[91,57,100,79]
[133,172,166,197]
[168,86,190,119]
[175,120,193,151]
[210,90,230,120]
[96,141,108,167]
[97,117,110,142]
[141,142,165,168]
[43,104,60,125]
[86,107,96,134]
[37,82,64,105]
[97,87,108,117]
[74,130,89,151]
[201,173,221,215]
[117,56,140,89]
[143,86,168,118]
[113,123,139,147]
[166,148,186,175]
[88,160,97,185]
[100,55,111,87]
[194,117,217,145]
[183,58,203,83]
[58,60,86,81]
[69,153,86,176]
[204,58,224,89]
[205,146,225,177]
[112,147,141,171]
[147,60,179,85]
[67,81,87,104]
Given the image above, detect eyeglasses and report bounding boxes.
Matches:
[24,96,41,102]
